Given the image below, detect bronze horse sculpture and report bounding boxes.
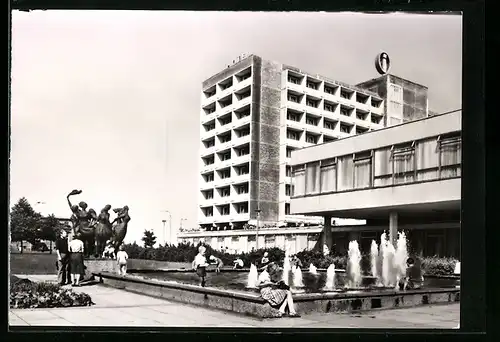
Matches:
[67,189,130,258]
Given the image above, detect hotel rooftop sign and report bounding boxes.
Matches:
[375,52,391,75]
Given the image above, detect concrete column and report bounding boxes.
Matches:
[323,215,333,254]
[389,212,398,246]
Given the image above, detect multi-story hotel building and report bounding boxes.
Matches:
[180,54,433,253]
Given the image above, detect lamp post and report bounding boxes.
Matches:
[255,209,261,250]
[161,210,172,245]
[161,220,167,245]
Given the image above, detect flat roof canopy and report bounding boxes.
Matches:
[292,200,460,220]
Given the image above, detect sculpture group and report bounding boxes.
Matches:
[66,189,131,258]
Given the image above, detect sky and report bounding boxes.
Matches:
[10,11,462,245]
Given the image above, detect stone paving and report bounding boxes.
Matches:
[9,274,460,328]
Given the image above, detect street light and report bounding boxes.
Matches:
[255,209,261,249]
[161,210,172,245]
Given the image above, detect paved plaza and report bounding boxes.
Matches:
[9,274,459,328]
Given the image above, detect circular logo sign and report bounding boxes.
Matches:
[375,52,391,75]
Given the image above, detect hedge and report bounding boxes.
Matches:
[122,242,459,275]
[10,275,94,309]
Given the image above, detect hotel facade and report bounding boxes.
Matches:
[178,54,444,255]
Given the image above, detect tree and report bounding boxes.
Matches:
[142,230,157,248]
[37,214,62,254]
[10,198,42,253]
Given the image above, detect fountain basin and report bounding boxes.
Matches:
[94,271,460,318]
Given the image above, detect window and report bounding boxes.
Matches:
[236,183,249,194]
[206,107,215,114]
[286,166,292,177]
[204,173,214,182]
[203,156,214,165]
[221,205,230,215]
[354,152,372,189]
[220,116,232,126]
[340,123,351,134]
[305,162,320,194]
[285,203,291,215]
[306,134,317,144]
[292,165,306,196]
[287,130,300,140]
[337,155,354,191]
[340,107,351,116]
[220,169,231,179]
[204,190,213,199]
[220,152,231,161]
[287,112,300,122]
[371,98,382,108]
[221,187,230,197]
[324,120,336,130]
[205,123,216,131]
[236,164,249,175]
[323,136,337,143]
[203,207,213,217]
[238,129,250,137]
[236,203,248,214]
[288,75,300,84]
[236,109,250,119]
[307,81,318,90]
[205,139,215,148]
[248,235,256,242]
[392,143,416,184]
[288,94,299,103]
[324,103,335,112]
[236,146,249,156]
[340,90,352,99]
[220,134,231,143]
[306,117,317,125]
[324,86,336,95]
[438,134,461,178]
[285,184,292,196]
[320,159,337,193]
[306,99,318,107]
[371,115,382,124]
[356,111,368,120]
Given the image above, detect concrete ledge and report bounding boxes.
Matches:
[96,271,460,318]
[85,259,191,274]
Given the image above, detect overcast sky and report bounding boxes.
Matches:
[10,11,462,245]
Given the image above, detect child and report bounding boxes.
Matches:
[192,246,209,286]
[116,245,129,275]
[209,255,224,273]
[233,258,244,269]
[401,257,424,290]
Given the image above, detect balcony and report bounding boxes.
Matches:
[231,153,250,166]
[198,216,215,225]
[232,115,251,129]
[286,120,304,131]
[215,176,233,187]
[286,138,304,150]
[232,172,250,184]
[286,100,304,113]
[232,134,250,148]
[215,140,232,152]
[230,192,250,204]
[234,76,252,92]
[286,82,304,94]
[199,197,215,207]
[199,181,214,191]
[201,127,216,140]
[201,112,217,125]
[230,213,250,222]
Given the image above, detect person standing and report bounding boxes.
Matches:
[69,233,85,287]
[192,246,209,287]
[55,229,71,285]
[116,245,129,275]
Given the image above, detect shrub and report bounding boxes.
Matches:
[420,256,458,275]
[10,276,94,309]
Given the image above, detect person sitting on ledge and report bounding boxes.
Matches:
[233,258,244,269]
[209,255,224,273]
[400,257,424,290]
[259,252,270,270]
[257,262,300,318]
[192,246,209,287]
[103,241,115,259]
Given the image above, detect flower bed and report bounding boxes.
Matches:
[123,243,459,276]
[10,275,94,309]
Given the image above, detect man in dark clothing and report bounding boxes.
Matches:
[55,229,71,285]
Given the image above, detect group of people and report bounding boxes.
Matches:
[55,228,130,286]
[191,246,301,318]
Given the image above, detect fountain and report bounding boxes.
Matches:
[309,263,318,275]
[292,266,304,288]
[347,240,362,288]
[323,263,336,290]
[394,231,409,288]
[370,240,379,279]
[246,264,258,289]
[282,251,291,285]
